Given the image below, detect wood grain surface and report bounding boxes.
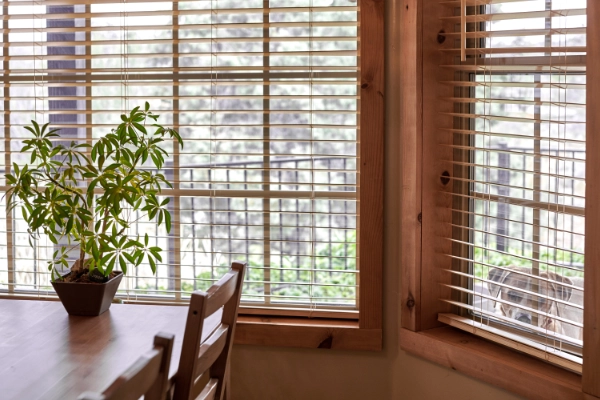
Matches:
[0,299,220,400]
[583,0,600,396]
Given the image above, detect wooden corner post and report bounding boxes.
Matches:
[583,1,600,397]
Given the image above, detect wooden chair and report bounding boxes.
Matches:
[79,332,174,400]
[172,261,246,400]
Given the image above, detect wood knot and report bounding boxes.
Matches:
[437,30,446,44]
[406,293,416,309]
[318,335,333,349]
[440,171,450,186]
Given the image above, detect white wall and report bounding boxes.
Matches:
[230,2,525,398]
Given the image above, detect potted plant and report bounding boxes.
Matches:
[5,103,183,316]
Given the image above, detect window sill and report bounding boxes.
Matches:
[235,315,382,351]
[400,326,595,400]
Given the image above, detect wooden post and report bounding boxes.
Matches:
[419,0,454,330]
[400,0,423,331]
[358,0,384,333]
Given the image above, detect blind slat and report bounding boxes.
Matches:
[441,8,586,22]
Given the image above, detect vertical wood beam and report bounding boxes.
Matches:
[583,1,600,396]
[358,0,384,331]
[400,0,423,331]
[419,0,454,330]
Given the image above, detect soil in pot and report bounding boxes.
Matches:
[61,268,118,283]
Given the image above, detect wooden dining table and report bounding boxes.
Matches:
[0,299,216,400]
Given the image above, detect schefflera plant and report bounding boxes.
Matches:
[5,103,183,282]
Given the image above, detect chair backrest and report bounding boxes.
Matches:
[173,261,246,400]
[79,332,175,400]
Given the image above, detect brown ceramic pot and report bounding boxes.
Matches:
[51,271,123,316]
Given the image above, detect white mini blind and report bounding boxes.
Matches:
[440,0,587,370]
[0,0,360,316]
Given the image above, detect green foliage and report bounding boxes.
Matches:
[5,103,183,280]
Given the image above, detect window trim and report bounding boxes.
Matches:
[400,0,600,398]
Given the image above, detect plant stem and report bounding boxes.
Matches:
[45,175,86,205]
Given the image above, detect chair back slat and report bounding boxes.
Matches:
[173,261,246,400]
[79,332,174,400]
[104,350,163,400]
[193,323,229,381]
[197,378,219,400]
[204,269,240,317]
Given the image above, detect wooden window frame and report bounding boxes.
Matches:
[0,0,384,352]
[399,0,600,398]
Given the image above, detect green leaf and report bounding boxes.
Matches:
[101,253,113,266]
[128,126,138,144]
[41,121,50,135]
[148,256,156,274]
[164,210,172,233]
[132,122,147,135]
[24,126,37,137]
[96,260,105,275]
[21,206,29,222]
[144,233,149,246]
[130,106,140,116]
[65,216,74,234]
[92,241,100,261]
[5,174,16,184]
[119,255,126,274]
[145,101,150,112]
[104,163,121,171]
[31,120,40,135]
[123,251,135,262]
[150,153,161,169]
[157,209,163,226]
[106,256,116,275]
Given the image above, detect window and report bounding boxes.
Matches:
[400,0,600,397]
[441,0,587,371]
[0,0,384,349]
